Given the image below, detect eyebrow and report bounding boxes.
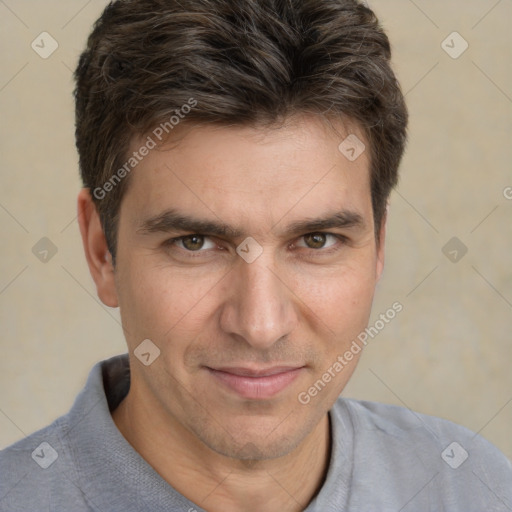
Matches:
[137,208,366,238]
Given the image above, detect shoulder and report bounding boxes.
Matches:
[339,398,507,453]
[337,398,512,470]
[0,354,117,512]
[332,398,512,511]
[0,418,84,511]
[340,398,484,439]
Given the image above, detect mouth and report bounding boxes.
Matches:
[205,365,305,400]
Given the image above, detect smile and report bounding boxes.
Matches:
[205,366,305,400]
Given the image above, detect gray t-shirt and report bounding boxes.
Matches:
[1,354,511,511]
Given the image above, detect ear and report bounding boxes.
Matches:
[77,189,118,307]
[375,204,388,282]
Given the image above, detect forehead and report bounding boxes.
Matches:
[121,115,373,232]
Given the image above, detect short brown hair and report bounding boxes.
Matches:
[74,0,408,261]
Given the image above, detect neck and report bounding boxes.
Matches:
[112,389,331,512]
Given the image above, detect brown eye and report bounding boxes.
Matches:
[181,235,205,251]
[303,233,327,249]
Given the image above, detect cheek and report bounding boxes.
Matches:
[116,259,223,349]
[294,262,377,341]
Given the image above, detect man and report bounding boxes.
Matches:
[1,0,511,510]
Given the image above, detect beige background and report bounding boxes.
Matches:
[1,0,511,459]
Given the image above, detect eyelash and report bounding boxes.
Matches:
[163,233,348,257]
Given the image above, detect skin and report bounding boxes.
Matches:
[78,114,386,512]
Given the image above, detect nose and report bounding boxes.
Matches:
[219,255,298,351]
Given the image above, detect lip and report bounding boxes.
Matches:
[206,366,305,399]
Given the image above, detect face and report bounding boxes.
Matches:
[110,115,384,460]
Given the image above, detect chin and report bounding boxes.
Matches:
[189,408,323,462]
